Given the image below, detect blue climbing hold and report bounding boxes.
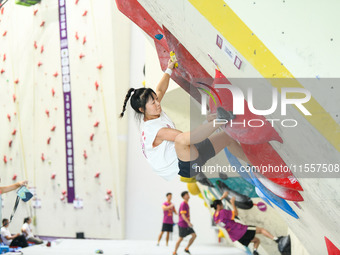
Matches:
[155,34,163,40]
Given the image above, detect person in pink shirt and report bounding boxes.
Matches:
[211,191,283,255]
[157,192,177,246]
[173,191,196,255]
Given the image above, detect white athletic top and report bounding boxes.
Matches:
[22,223,34,239]
[140,111,179,181]
[1,227,12,245]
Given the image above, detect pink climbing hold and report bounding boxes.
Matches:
[12,174,17,181]
[53,72,58,77]
[83,150,88,159]
[82,36,86,45]
[96,64,103,70]
[75,32,79,40]
[1,7,4,15]
[7,114,10,121]
[51,125,56,131]
[40,21,45,27]
[79,53,85,59]
[90,133,94,141]
[13,94,16,102]
[95,81,99,90]
[12,129,16,136]
[45,109,50,117]
[75,0,79,5]
[82,10,88,16]
[52,88,55,97]
[40,45,44,53]
[47,137,51,145]
[93,121,99,127]
[107,189,112,195]
[34,41,38,49]
[3,53,6,61]
[88,104,93,112]
[2,30,7,37]
[325,236,340,255]
[41,153,45,162]
[37,62,42,67]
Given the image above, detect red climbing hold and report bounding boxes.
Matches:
[3,54,6,61]
[90,133,94,141]
[51,173,56,179]
[95,81,99,90]
[96,64,103,70]
[3,156,7,164]
[34,41,37,49]
[40,45,44,53]
[45,109,50,117]
[37,62,42,67]
[75,0,79,5]
[82,36,86,45]
[12,174,17,181]
[0,69,4,74]
[79,53,85,59]
[13,94,16,102]
[40,21,45,27]
[47,137,51,145]
[12,129,16,135]
[2,30,7,37]
[94,172,100,178]
[51,125,56,131]
[75,32,79,40]
[82,10,88,16]
[9,140,12,147]
[107,189,112,195]
[7,114,10,121]
[93,121,99,127]
[83,150,88,159]
[53,72,58,77]
[33,9,38,16]
[88,104,93,112]
[52,88,55,97]
[14,79,19,84]
[41,153,45,162]
[62,190,67,195]
[325,236,340,255]
[1,7,4,15]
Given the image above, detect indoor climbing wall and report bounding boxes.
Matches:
[116,0,340,254]
[0,0,130,238]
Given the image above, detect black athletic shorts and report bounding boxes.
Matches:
[161,223,173,232]
[238,226,256,247]
[178,226,195,238]
[178,138,216,178]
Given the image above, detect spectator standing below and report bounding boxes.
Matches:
[22,217,43,244]
[157,192,177,246]
[1,218,28,248]
[173,191,196,255]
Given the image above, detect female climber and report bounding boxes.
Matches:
[211,191,283,255]
[120,58,250,181]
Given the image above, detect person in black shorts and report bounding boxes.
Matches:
[211,191,284,255]
[157,192,177,246]
[173,191,196,255]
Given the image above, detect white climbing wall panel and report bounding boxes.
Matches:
[0,0,130,238]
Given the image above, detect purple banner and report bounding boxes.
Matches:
[58,0,75,203]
